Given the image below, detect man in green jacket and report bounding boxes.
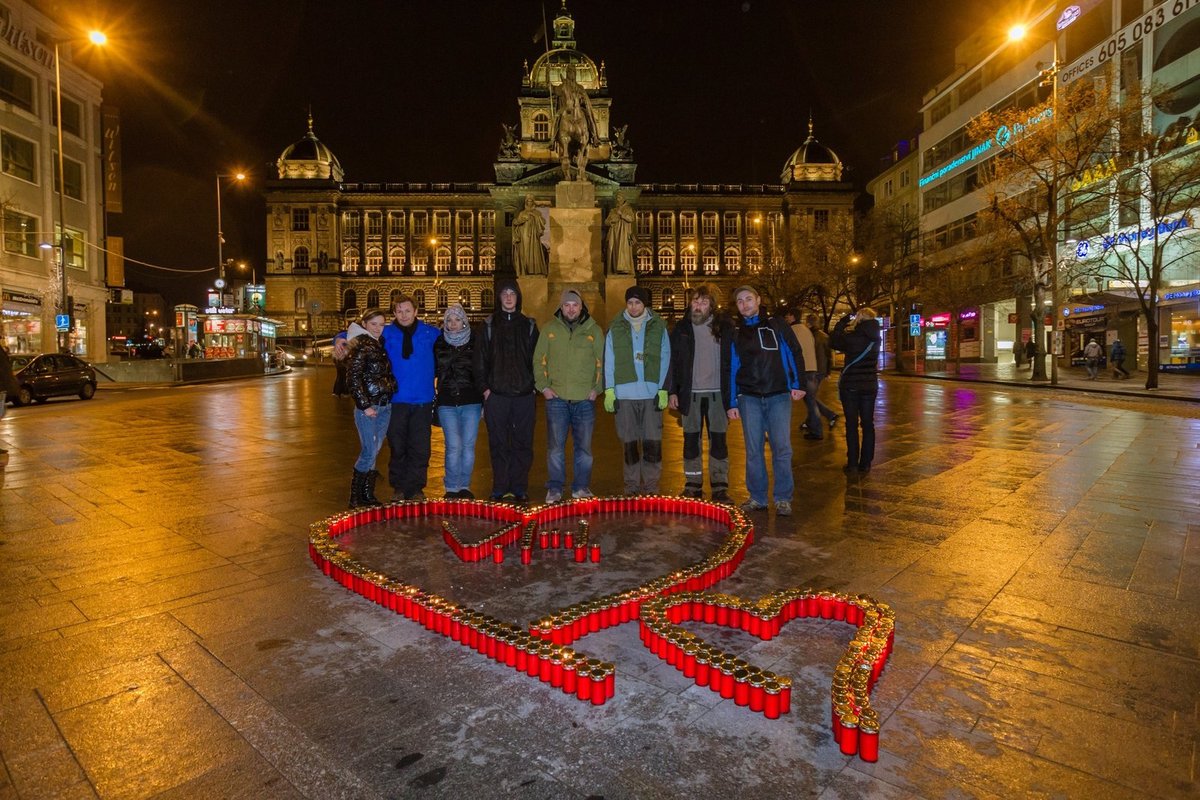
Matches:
[533,289,605,503]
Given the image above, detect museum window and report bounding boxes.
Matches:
[723,213,739,238]
[659,247,675,273]
[343,289,357,311]
[366,212,382,237]
[49,90,82,137]
[532,113,550,140]
[480,210,496,238]
[342,246,359,272]
[636,247,653,273]
[457,247,474,273]
[411,211,428,237]
[636,211,652,237]
[294,246,310,271]
[812,209,829,232]
[2,130,36,183]
[389,246,405,269]
[482,288,495,309]
[662,288,675,311]
[680,248,696,275]
[294,287,307,311]
[2,209,38,257]
[389,211,405,237]
[724,247,741,272]
[701,212,718,238]
[702,248,718,274]
[480,247,495,273]
[457,210,474,237]
[459,289,472,309]
[344,211,361,237]
[436,287,448,309]
[292,207,310,231]
[0,59,34,112]
[435,246,451,273]
[680,212,696,238]
[434,210,451,237]
[657,211,674,237]
[746,249,762,272]
[388,289,402,307]
[413,289,426,310]
[411,250,427,275]
[52,154,83,200]
[365,247,382,273]
[366,289,379,308]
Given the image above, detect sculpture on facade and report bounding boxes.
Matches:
[499,123,520,159]
[610,124,633,161]
[605,195,635,275]
[512,195,547,276]
[552,63,599,181]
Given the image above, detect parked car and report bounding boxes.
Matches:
[276,345,308,366]
[9,353,98,405]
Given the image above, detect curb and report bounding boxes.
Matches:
[885,371,1200,404]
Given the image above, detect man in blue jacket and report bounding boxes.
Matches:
[721,285,805,516]
[382,295,441,499]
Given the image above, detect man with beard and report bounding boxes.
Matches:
[474,281,539,502]
[668,284,733,501]
[533,289,605,503]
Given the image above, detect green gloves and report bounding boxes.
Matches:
[656,390,669,410]
[604,388,617,413]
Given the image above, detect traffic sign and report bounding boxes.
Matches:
[55,314,70,332]
[909,324,920,337]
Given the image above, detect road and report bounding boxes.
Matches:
[1,368,1197,798]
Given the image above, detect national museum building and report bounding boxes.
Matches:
[262,4,855,335]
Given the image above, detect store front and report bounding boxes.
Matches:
[1062,304,1109,367]
[198,313,280,365]
[2,291,44,354]
[1161,287,1200,372]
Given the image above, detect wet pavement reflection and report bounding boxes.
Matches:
[0,368,1197,798]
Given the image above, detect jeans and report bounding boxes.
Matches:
[737,392,793,505]
[353,404,392,473]
[483,394,536,496]
[838,384,877,469]
[803,372,837,436]
[387,401,433,497]
[546,397,595,493]
[437,403,482,492]
[1086,358,1099,379]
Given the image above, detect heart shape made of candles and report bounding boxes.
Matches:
[308,496,893,758]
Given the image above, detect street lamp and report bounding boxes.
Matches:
[216,172,247,285]
[50,29,107,353]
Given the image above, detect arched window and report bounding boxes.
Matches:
[480,247,495,273]
[702,248,719,274]
[294,246,310,271]
[390,289,404,307]
[482,288,495,309]
[436,287,448,309]
[658,247,675,273]
[342,246,359,272]
[636,247,653,273]
[435,246,451,274]
[389,246,405,271]
[342,289,357,312]
[746,249,763,272]
[413,289,426,310]
[662,288,675,310]
[366,289,379,308]
[365,247,382,273]
[724,247,741,272]
[459,288,472,309]
[532,112,550,141]
[411,250,427,275]
[294,287,307,311]
[680,248,697,276]
[457,247,474,273]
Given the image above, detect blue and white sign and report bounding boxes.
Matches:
[55,314,70,332]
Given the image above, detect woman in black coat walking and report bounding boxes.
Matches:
[831,307,881,474]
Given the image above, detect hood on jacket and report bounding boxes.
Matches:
[347,322,370,340]
[496,279,523,315]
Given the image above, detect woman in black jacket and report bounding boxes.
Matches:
[434,304,484,498]
[346,309,397,507]
[830,307,881,474]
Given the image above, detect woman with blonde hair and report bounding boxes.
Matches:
[830,307,881,474]
[346,309,397,507]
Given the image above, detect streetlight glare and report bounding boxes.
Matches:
[235,172,247,181]
[1007,24,1027,42]
[88,30,108,46]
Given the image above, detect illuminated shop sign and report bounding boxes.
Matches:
[204,306,237,314]
[959,310,978,319]
[1062,0,1196,84]
[1063,305,1104,316]
[918,108,1054,187]
[1070,157,1119,191]
[926,313,951,326]
[1057,6,1082,30]
[1072,214,1192,259]
[1163,289,1200,300]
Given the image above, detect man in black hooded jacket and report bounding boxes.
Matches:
[473,281,539,501]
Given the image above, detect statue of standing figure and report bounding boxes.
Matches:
[605,195,635,275]
[512,195,547,276]
[552,63,598,182]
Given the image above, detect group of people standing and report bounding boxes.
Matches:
[338,281,882,514]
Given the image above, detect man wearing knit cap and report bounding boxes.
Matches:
[605,285,671,495]
[533,288,605,503]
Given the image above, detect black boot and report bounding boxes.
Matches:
[363,470,384,506]
[349,469,369,509]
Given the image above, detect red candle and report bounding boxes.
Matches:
[520,546,532,564]
[550,530,561,548]
[493,544,504,563]
[539,531,550,549]
[574,546,586,562]
[590,544,601,562]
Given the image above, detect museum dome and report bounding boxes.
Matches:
[781,117,843,183]
[276,113,344,181]
[527,1,603,91]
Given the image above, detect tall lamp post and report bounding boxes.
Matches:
[215,172,246,292]
[50,30,106,353]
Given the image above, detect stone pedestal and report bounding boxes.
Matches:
[547,181,606,320]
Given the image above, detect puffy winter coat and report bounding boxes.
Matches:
[347,333,397,409]
[434,335,484,407]
[830,316,881,391]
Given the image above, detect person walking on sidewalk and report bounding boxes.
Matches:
[1110,337,1130,379]
[345,310,397,508]
[434,304,484,498]
[605,286,671,496]
[1084,337,1103,380]
[474,281,540,503]
[790,313,837,439]
[722,285,805,516]
[1025,338,1037,371]
[534,289,604,503]
[382,295,441,500]
[808,315,839,429]
[831,307,881,474]
[668,284,733,502]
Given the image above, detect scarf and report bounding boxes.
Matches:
[443,304,471,347]
[398,320,417,359]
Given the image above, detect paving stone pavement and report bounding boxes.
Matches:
[0,368,1197,799]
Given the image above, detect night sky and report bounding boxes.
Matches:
[65,0,1005,306]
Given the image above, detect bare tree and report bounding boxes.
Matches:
[859,204,920,368]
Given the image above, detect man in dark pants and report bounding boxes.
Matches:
[668,284,733,501]
[381,296,441,499]
[474,281,539,502]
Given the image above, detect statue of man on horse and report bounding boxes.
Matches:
[552,63,598,182]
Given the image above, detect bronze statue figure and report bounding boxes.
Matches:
[552,63,598,181]
[605,195,635,275]
[512,195,548,276]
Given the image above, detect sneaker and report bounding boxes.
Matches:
[545,489,563,504]
[739,499,769,512]
[711,490,731,503]
[775,500,792,516]
[572,489,595,499]
[829,414,839,429]
[459,489,475,500]
[499,492,517,502]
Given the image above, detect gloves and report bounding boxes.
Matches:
[603,388,617,413]
[656,390,669,410]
